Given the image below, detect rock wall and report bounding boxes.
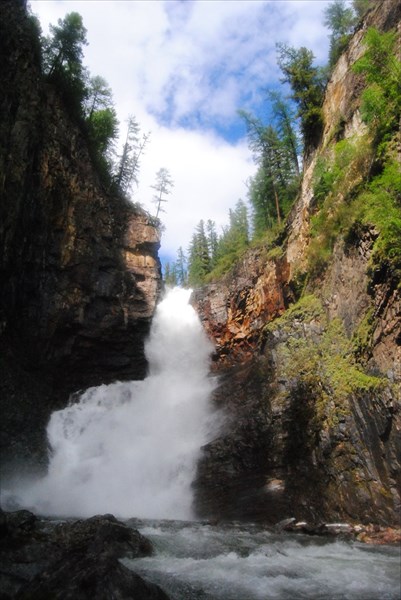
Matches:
[194,248,291,366]
[193,0,401,526]
[0,1,162,472]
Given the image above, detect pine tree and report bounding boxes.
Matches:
[206,220,219,267]
[324,0,356,69]
[86,75,113,119]
[164,262,178,286]
[43,12,88,78]
[152,168,174,219]
[216,199,249,262]
[240,109,298,233]
[187,220,211,286]
[247,167,275,237]
[175,247,188,287]
[268,90,301,177]
[276,43,325,148]
[42,12,88,115]
[114,116,149,196]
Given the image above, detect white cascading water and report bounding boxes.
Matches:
[11,287,217,520]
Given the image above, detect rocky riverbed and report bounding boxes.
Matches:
[1,508,400,599]
[0,510,169,599]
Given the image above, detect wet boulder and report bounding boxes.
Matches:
[0,510,170,600]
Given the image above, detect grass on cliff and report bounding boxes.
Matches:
[358,160,401,285]
[307,27,401,287]
[309,140,401,285]
[264,295,385,428]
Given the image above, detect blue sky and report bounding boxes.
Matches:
[30,0,332,265]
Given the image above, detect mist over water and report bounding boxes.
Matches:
[6,287,218,519]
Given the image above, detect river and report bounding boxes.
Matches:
[123,518,400,600]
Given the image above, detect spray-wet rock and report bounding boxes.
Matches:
[0,510,170,599]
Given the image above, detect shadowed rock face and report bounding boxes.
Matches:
[0,1,162,472]
[195,327,401,526]
[192,0,401,527]
[0,510,170,600]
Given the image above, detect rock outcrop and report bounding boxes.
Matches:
[0,510,170,599]
[194,248,291,367]
[193,0,401,526]
[0,1,162,473]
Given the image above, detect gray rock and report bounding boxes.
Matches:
[0,510,170,600]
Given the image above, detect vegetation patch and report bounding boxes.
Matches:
[309,136,373,274]
[351,307,375,362]
[265,295,385,433]
[356,160,401,285]
[266,294,324,328]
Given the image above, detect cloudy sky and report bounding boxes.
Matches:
[30,0,331,266]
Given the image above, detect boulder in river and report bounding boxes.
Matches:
[0,510,170,599]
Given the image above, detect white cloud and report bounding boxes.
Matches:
[30,0,329,264]
[135,124,255,260]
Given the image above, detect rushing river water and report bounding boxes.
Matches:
[123,519,400,600]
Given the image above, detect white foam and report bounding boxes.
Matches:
[125,522,401,600]
[6,287,218,520]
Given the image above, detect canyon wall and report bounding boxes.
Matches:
[0,1,162,472]
[193,0,401,526]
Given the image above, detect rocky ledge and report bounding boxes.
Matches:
[276,517,401,545]
[0,510,169,599]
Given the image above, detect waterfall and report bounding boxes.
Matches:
[9,287,217,520]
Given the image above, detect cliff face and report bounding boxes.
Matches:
[193,0,401,526]
[0,1,162,472]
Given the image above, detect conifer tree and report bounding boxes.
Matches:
[187,220,211,286]
[164,262,178,287]
[42,12,88,114]
[43,12,88,78]
[268,90,301,177]
[247,168,275,237]
[152,168,174,219]
[206,220,219,267]
[216,199,249,261]
[276,43,325,148]
[86,75,113,119]
[175,247,188,287]
[114,116,149,196]
[240,109,298,233]
[324,0,356,69]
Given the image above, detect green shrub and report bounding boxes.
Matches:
[309,136,373,275]
[267,296,385,425]
[353,28,401,145]
[358,160,401,285]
